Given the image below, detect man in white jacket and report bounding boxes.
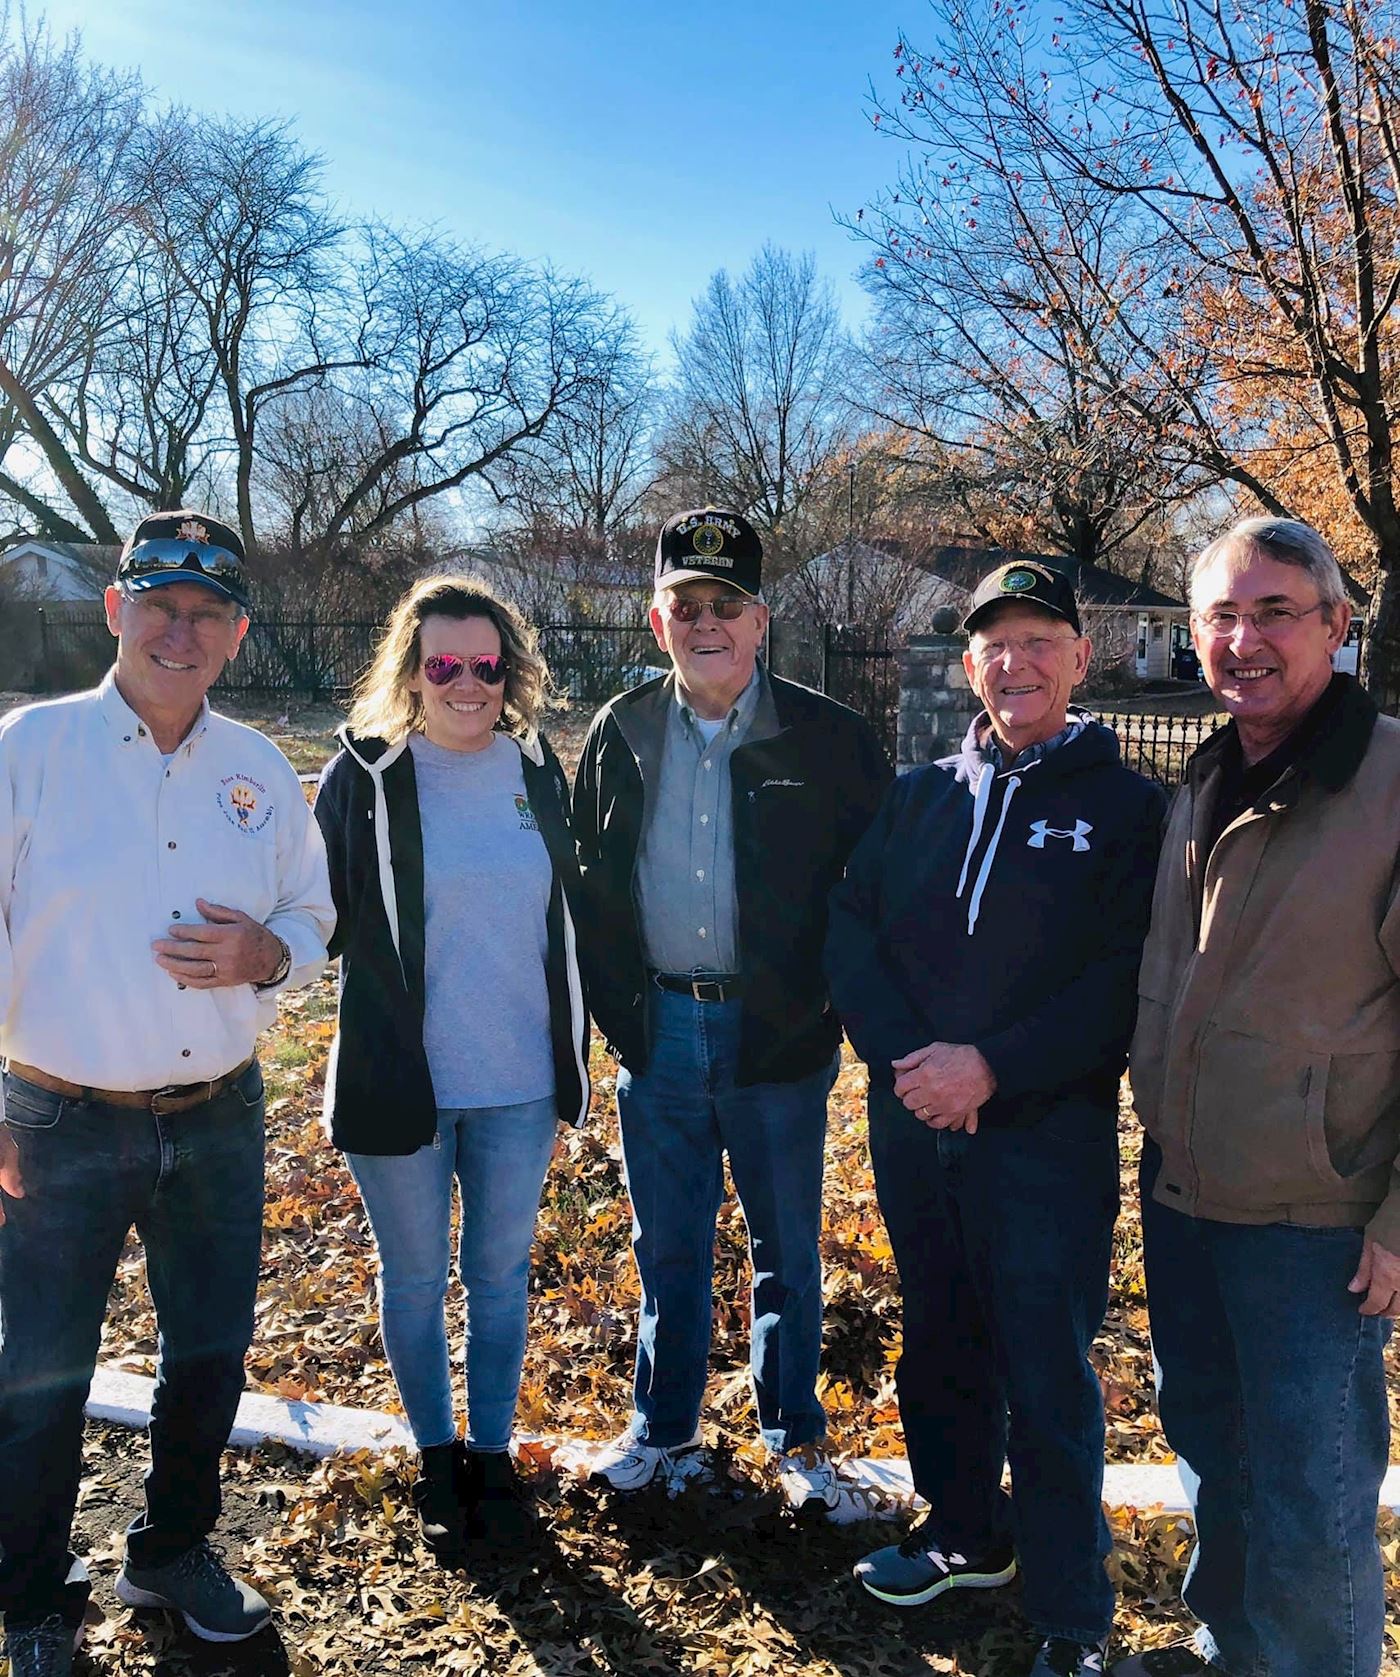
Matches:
[0,511,334,1677]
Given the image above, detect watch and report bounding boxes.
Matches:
[256,933,292,991]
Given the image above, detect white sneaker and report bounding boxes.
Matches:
[588,1426,705,1492]
[771,1442,841,1513]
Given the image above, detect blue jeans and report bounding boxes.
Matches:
[0,1063,265,1625]
[346,1098,556,1453]
[1140,1141,1391,1677]
[615,988,836,1454]
[868,1084,1119,1646]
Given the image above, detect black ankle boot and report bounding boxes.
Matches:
[413,1441,469,1563]
[465,1448,538,1551]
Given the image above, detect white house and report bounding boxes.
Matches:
[777,541,1193,681]
[0,539,117,601]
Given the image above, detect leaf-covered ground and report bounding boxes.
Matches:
[70,979,1400,1675]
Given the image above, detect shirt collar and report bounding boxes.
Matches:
[675,665,761,738]
[98,665,210,753]
[976,706,1089,772]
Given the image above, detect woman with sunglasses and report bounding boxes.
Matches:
[314,575,589,1564]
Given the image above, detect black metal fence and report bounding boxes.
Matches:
[821,624,899,762]
[23,607,664,705]
[1096,708,1222,787]
[19,606,1220,787]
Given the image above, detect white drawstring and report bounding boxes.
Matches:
[964,773,1022,935]
[955,762,997,900]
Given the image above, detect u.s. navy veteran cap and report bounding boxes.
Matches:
[962,559,1081,636]
[655,507,763,597]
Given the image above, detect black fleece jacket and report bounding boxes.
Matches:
[572,669,892,1085]
[826,714,1166,1124]
[314,727,589,1155]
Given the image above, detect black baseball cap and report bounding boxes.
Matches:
[117,509,251,611]
[655,507,763,597]
[962,560,1081,636]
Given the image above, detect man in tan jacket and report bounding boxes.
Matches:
[1115,518,1400,1677]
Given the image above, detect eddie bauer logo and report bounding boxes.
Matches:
[1027,818,1093,852]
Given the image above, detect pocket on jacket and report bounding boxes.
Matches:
[1191,1026,1341,1201]
[1128,995,1170,1131]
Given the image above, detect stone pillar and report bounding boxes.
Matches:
[897,627,980,773]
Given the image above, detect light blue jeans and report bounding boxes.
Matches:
[346,1098,557,1452]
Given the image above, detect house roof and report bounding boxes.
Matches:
[0,538,122,573]
[920,545,1187,609]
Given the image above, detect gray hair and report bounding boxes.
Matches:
[1190,517,1348,613]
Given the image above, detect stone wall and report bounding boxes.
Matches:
[896,632,980,772]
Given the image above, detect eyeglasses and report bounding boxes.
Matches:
[131,594,242,638]
[666,596,756,623]
[970,632,1080,664]
[422,653,509,687]
[1192,602,1327,637]
[118,537,247,591]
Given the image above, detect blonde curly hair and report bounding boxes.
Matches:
[346,573,558,743]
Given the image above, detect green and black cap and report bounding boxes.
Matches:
[962,560,1081,636]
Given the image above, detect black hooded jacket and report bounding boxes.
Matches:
[314,726,589,1154]
[826,712,1165,1124]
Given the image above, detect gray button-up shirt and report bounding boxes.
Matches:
[634,668,778,974]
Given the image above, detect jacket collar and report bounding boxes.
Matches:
[336,723,542,774]
[1188,673,1377,806]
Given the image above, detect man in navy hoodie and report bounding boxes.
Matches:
[826,562,1165,1677]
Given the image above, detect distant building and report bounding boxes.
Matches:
[0,539,117,602]
[775,540,1192,681]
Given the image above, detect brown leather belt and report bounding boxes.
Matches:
[6,1057,255,1116]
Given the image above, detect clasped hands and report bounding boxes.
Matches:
[891,1040,997,1135]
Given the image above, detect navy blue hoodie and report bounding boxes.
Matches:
[825,711,1166,1126]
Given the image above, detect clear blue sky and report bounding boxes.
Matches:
[44,0,921,357]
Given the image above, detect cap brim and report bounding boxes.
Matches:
[962,598,1078,634]
[122,570,249,610]
[657,568,759,596]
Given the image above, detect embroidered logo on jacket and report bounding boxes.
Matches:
[217,773,273,834]
[761,777,806,789]
[1026,818,1093,852]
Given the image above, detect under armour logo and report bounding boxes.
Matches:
[1027,819,1093,852]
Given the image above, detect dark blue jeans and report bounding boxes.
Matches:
[0,1064,265,1624]
[1140,1141,1391,1677]
[616,988,837,1453]
[869,1085,1119,1646]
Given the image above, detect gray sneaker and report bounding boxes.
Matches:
[589,1426,706,1492]
[3,1613,83,1677]
[853,1512,1017,1607]
[115,1540,271,1642]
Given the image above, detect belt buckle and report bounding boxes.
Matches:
[150,1080,212,1116]
[691,978,722,1003]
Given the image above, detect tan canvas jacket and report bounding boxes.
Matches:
[1131,680,1400,1251]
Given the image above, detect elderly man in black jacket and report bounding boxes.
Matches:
[826,562,1165,1677]
[572,508,891,1512]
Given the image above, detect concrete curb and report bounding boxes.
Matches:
[89,1363,1400,1518]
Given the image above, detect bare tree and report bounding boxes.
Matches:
[659,245,856,570]
[855,166,1205,569]
[266,226,623,561]
[130,110,357,549]
[495,308,656,543]
[872,0,1400,702]
[0,20,144,542]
